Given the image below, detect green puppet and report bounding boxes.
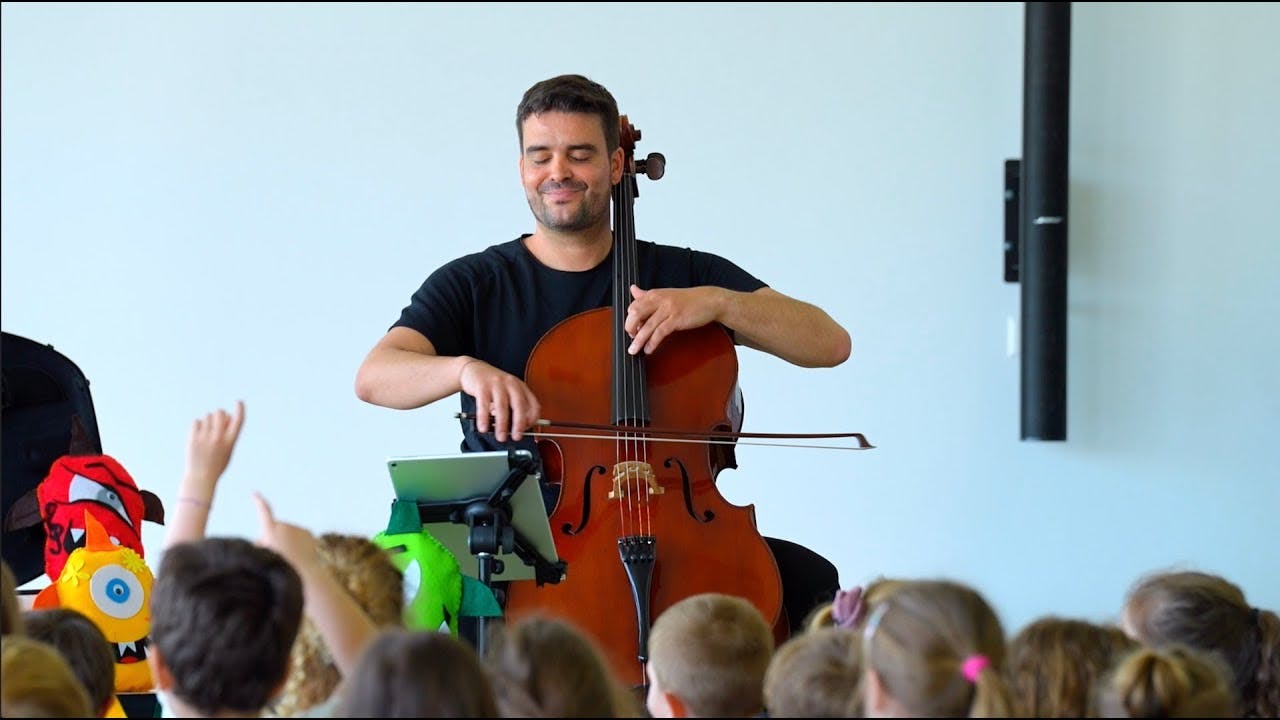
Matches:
[372,500,463,634]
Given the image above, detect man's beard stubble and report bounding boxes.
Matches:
[529,183,609,233]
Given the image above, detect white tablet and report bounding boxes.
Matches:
[386,450,559,582]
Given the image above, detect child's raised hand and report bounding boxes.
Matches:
[166,401,246,548]
[253,491,321,574]
[182,400,245,501]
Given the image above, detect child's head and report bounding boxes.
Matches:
[23,607,117,716]
[148,537,303,716]
[1122,569,1279,717]
[339,629,499,717]
[764,626,861,717]
[1005,616,1138,717]
[487,614,632,717]
[861,579,1014,717]
[272,533,403,717]
[645,592,775,717]
[1095,644,1237,717]
[1,634,94,717]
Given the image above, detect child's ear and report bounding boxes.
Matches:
[147,646,174,691]
[664,690,690,718]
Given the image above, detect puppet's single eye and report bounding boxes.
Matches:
[402,559,422,608]
[68,473,133,527]
[90,564,145,619]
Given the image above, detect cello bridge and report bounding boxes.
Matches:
[609,461,663,499]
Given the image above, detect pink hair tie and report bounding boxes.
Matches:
[961,654,990,683]
[831,586,865,629]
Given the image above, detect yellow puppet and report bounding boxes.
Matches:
[35,511,155,698]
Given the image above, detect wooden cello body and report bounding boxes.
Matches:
[501,118,783,686]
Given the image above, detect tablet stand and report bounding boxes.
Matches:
[412,449,565,657]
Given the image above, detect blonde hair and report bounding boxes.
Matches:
[1,635,94,717]
[764,627,861,717]
[270,533,404,717]
[647,592,775,717]
[1005,617,1138,717]
[1096,644,1237,717]
[863,579,1015,718]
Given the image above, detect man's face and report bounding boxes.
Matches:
[519,111,622,234]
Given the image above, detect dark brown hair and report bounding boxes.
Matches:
[516,74,620,152]
[1124,570,1279,717]
[150,538,303,716]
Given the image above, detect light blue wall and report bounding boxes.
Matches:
[3,2,1276,633]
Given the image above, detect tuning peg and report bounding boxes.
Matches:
[638,152,665,180]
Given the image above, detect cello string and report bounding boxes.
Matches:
[618,150,639,539]
[613,178,629,539]
[621,164,649,538]
[633,169,654,537]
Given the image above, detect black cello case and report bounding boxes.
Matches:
[1,331,103,584]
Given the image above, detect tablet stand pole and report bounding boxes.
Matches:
[464,494,510,659]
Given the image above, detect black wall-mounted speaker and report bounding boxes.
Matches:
[1020,2,1070,441]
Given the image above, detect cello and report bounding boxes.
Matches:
[502,116,784,686]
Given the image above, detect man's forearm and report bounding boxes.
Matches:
[720,288,851,368]
[354,349,472,410]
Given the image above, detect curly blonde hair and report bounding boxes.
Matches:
[269,534,404,717]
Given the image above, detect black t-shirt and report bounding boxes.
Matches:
[394,235,766,454]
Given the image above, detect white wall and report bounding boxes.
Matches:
[3,2,1276,633]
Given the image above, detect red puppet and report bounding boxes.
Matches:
[5,418,164,581]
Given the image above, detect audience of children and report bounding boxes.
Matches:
[6,400,1277,719]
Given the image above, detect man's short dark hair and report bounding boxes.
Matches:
[516,74,620,152]
[150,538,303,716]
